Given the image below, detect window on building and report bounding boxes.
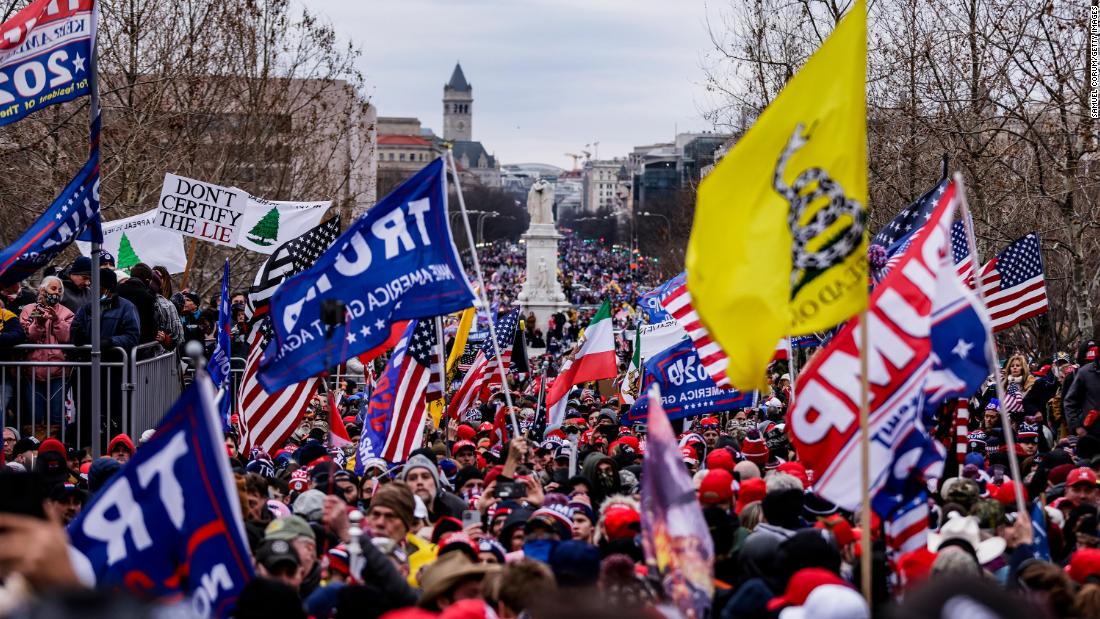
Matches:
[399,153,406,161]
[388,153,394,160]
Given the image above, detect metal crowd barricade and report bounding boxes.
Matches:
[181,356,247,416]
[0,344,129,454]
[128,342,183,438]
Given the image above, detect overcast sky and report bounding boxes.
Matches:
[306,0,718,170]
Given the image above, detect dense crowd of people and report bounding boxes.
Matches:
[2,234,1100,618]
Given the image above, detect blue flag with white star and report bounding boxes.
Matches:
[0,133,101,287]
[258,158,475,393]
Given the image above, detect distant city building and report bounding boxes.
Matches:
[631,131,732,213]
[555,169,583,217]
[375,63,501,191]
[582,158,629,214]
[501,162,565,202]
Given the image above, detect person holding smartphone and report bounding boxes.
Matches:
[18,276,74,428]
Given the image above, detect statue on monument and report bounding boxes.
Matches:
[527,179,555,225]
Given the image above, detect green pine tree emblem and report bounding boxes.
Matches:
[116,232,141,273]
[247,206,280,246]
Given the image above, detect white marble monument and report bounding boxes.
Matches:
[516,179,569,331]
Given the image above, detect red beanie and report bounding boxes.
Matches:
[741,436,768,466]
[456,424,477,441]
[38,438,66,459]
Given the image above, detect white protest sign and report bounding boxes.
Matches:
[155,173,248,247]
[77,209,189,274]
[237,197,330,255]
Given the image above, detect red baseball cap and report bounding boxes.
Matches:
[994,480,1028,506]
[777,461,810,489]
[814,514,855,547]
[603,504,641,541]
[698,469,735,505]
[1067,548,1100,583]
[681,446,699,464]
[736,477,767,513]
[766,567,849,611]
[451,440,477,457]
[705,448,735,472]
[1067,467,1099,487]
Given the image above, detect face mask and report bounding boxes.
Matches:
[100,294,110,303]
[45,294,60,306]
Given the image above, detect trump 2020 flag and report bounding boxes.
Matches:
[259,158,475,392]
[0,146,101,287]
[637,271,686,323]
[0,0,97,127]
[685,1,867,391]
[787,180,991,516]
[641,385,714,619]
[209,259,232,422]
[76,209,188,275]
[68,376,253,617]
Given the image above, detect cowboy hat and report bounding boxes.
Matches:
[927,513,1006,566]
[418,550,501,609]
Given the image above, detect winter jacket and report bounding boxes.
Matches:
[19,302,74,379]
[116,278,159,348]
[2,287,35,316]
[0,308,26,354]
[61,278,93,314]
[153,295,184,351]
[1064,362,1100,433]
[71,295,141,360]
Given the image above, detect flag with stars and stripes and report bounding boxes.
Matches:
[447,309,519,419]
[870,179,946,283]
[238,218,339,453]
[976,233,1048,332]
[247,216,340,321]
[661,282,731,389]
[483,309,520,394]
[357,319,437,464]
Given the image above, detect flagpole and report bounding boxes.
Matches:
[434,315,448,420]
[858,309,872,604]
[88,0,102,456]
[955,172,1028,516]
[787,337,798,402]
[445,151,519,436]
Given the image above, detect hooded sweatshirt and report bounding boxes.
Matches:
[399,454,465,520]
[581,452,622,510]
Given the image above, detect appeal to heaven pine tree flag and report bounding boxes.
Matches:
[685,1,868,391]
[237,197,330,255]
[77,209,188,275]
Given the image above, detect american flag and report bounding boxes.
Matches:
[447,309,519,418]
[954,398,969,464]
[661,282,731,389]
[976,233,1048,332]
[875,182,973,283]
[425,318,445,402]
[247,217,341,320]
[872,179,948,250]
[484,309,520,390]
[885,493,930,554]
[377,319,438,461]
[239,218,339,452]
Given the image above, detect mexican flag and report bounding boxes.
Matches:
[618,328,641,405]
[76,209,187,274]
[546,300,618,428]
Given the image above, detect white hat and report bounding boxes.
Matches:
[780,373,791,382]
[779,584,868,619]
[927,513,1006,566]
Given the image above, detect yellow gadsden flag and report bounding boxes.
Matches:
[686,1,868,391]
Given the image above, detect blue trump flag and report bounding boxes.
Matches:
[637,271,685,323]
[68,376,253,617]
[0,0,97,127]
[209,258,232,422]
[623,338,754,425]
[259,158,475,392]
[0,142,101,287]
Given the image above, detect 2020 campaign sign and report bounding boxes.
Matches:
[0,0,96,127]
[622,338,754,425]
[258,158,476,392]
[68,377,253,618]
[637,271,686,323]
[155,173,248,247]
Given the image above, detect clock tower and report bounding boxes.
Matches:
[443,63,473,142]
